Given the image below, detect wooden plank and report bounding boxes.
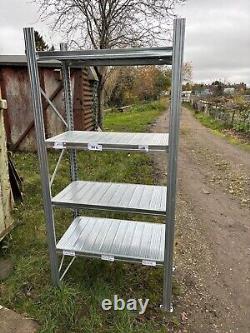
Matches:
[85,125,94,131]
[83,95,93,100]
[84,115,94,123]
[84,110,94,115]
[83,98,93,104]
[84,117,94,124]
[83,103,93,108]
[84,121,94,130]
[0,92,13,240]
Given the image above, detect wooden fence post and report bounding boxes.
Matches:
[0,88,13,241]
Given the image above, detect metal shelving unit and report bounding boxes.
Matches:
[23,17,185,311]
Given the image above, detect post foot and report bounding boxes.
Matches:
[160,303,174,312]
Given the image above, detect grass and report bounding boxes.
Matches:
[183,102,250,151]
[183,102,224,131]
[105,100,166,132]
[0,99,176,333]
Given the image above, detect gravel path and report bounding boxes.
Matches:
[151,107,250,333]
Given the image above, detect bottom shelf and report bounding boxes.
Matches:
[57,216,165,266]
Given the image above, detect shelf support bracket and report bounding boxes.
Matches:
[60,43,78,218]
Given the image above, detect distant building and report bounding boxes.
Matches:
[192,87,212,97]
[224,87,235,95]
[181,91,192,102]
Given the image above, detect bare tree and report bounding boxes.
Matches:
[35,0,186,127]
[183,61,192,83]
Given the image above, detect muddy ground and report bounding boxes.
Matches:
[151,107,250,333]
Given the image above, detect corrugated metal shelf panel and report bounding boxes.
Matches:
[37,47,172,66]
[52,181,167,215]
[57,216,165,265]
[46,131,169,152]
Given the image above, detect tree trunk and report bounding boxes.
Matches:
[95,66,108,130]
[97,79,105,129]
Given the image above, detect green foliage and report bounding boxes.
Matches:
[233,122,250,133]
[107,67,171,107]
[184,102,250,151]
[195,112,224,131]
[184,102,227,131]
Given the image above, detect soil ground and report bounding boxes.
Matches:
[0,306,39,333]
[151,107,250,333]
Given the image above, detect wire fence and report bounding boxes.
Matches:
[190,98,250,134]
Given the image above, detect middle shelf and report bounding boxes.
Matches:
[52,181,167,215]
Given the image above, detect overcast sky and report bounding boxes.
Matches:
[0,0,249,85]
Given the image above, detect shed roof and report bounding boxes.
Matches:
[0,55,98,81]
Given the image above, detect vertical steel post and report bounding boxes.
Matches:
[23,28,59,285]
[163,18,186,311]
[60,43,78,183]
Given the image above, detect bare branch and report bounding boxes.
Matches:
[34,0,185,49]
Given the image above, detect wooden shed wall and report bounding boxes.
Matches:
[73,69,96,131]
[0,66,95,151]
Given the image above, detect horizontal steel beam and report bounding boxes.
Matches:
[37,47,173,66]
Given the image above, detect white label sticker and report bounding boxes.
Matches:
[138,145,149,152]
[63,250,75,257]
[53,141,64,149]
[88,143,103,151]
[101,255,114,262]
[142,260,156,267]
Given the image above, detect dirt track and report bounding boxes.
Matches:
[152,108,250,333]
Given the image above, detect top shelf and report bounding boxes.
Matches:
[37,47,173,66]
[46,131,169,152]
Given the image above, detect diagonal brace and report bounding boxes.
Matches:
[40,87,68,128]
[59,255,76,281]
[50,149,65,188]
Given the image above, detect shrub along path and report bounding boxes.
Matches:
[151,106,250,332]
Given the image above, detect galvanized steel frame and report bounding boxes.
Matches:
[163,18,186,310]
[37,47,173,66]
[23,17,185,311]
[23,28,60,285]
[60,43,78,184]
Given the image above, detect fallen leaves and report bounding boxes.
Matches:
[202,189,211,195]
[181,311,188,323]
